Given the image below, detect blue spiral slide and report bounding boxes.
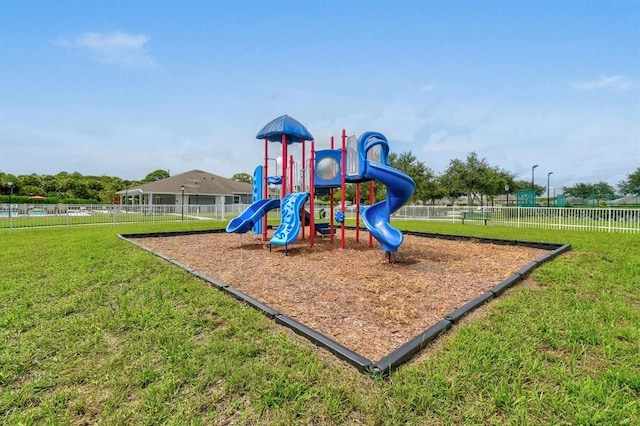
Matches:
[226,198,281,234]
[358,132,416,252]
[270,192,310,254]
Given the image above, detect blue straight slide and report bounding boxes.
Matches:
[226,198,281,234]
[270,192,310,251]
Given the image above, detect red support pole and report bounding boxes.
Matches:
[263,137,269,241]
[330,136,335,243]
[369,180,374,248]
[297,152,304,240]
[310,141,315,247]
[281,134,287,199]
[302,139,306,192]
[340,129,346,249]
[301,139,306,241]
[298,138,306,240]
[289,155,294,195]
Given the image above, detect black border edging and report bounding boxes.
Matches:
[275,314,373,371]
[118,231,279,316]
[119,230,371,370]
[517,261,541,277]
[223,286,280,318]
[549,243,572,258]
[189,270,228,290]
[490,274,523,297]
[119,228,227,239]
[445,291,495,324]
[401,229,567,251]
[118,233,195,272]
[371,319,452,376]
[118,233,233,291]
[118,228,571,377]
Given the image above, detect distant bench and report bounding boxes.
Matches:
[461,211,492,225]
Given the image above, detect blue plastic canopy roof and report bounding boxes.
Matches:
[256,114,314,144]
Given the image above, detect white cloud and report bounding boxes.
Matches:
[572,75,638,91]
[55,31,156,68]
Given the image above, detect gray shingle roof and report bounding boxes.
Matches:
[123,170,252,195]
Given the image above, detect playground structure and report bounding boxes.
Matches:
[128,114,572,375]
[226,114,416,256]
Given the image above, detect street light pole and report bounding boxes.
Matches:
[7,181,13,229]
[547,172,554,207]
[505,184,509,207]
[531,164,539,190]
[181,185,185,221]
[504,184,510,222]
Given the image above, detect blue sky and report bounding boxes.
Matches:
[1,0,638,191]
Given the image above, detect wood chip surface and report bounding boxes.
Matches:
[132,230,547,361]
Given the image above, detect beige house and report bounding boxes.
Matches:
[117,169,253,206]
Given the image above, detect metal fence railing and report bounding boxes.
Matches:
[0,204,268,230]
[391,205,640,234]
[1,203,638,234]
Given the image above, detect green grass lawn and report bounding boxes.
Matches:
[1,222,638,424]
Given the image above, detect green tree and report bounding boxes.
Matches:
[423,174,448,205]
[513,180,545,197]
[564,182,592,200]
[143,169,170,183]
[441,152,487,205]
[42,174,60,197]
[593,182,616,203]
[618,167,640,195]
[1,172,19,196]
[232,172,253,184]
[100,177,127,203]
[0,170,141,203]
[483,168,516,206]
[438,171,464,205]
[564,182,616,205]
[389,151,436,203]
[21,173,43,191]
[440,152,518,206]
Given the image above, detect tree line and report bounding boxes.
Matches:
[375,152,639,206]
[238,152,640,206]
[387,152,639,206]
[0,170,169,204]
[3,158,639,206]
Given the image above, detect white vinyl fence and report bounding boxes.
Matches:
[1,203,639,234]
[0,204,263,230]
[391,205,640,234]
